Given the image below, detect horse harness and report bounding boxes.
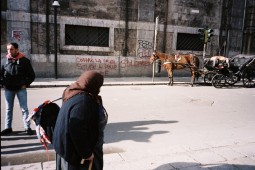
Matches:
[163,56,196,68]
[152,52,197,68]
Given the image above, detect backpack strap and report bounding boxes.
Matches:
[51,97,62,103]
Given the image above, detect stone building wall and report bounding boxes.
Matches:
[1,0,222,78]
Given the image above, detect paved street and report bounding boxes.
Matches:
[1,82,255,169]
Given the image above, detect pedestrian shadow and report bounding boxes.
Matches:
[1,142,49,154]
[153,162,255,170]
[104,120,178,143]
[1,130,37,141]
[1,130,53,155]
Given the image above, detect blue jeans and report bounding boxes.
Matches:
[4,88,31,129]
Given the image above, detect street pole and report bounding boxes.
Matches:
[52,1,60,79]
[202,43,206,70]
[152,16,159,82]
[202,29,208,71]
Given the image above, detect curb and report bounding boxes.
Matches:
[30,82,204,88]
[29,82,204,88]
[30,83,168,88]
[29,77,203,88]
[1,150,55,166]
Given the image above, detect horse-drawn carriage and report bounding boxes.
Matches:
[211,54,255,88]
[202,56,232,84]
[150,51,255,88]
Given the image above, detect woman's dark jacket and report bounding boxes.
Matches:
[53,93,99,165]
[0,57,35,90]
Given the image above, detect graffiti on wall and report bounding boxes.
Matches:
[120,59,151,68]
[75,56,151,75]
[137,40,153,58]
[76,57,117,75]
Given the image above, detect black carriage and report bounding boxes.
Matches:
[211,54,255,88]
[202,56,232,84]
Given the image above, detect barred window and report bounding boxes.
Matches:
[177,33,203,51]
[65,25,109,47]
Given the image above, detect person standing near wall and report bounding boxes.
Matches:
[1,42,35,135]
[53,70,108,170]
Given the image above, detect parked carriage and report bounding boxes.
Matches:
[202,56,231,84]
[211,54,255,88]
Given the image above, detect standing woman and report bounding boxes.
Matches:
[53,71,108,170]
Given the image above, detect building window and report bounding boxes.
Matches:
[176,33,203,51]
[65,25,109,47]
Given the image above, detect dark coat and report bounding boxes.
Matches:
[0,57,35,90]
[53,93,99,165]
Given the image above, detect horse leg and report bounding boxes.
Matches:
[171,75,174,86]
[168,71,173,86]
[167,75,171,86]
[191,69,195,87]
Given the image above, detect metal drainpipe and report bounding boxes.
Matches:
[226,0,233,57]
[46,0,50,54]
[162,0,168,53]
[123,0,129,56]
[219,0,224,56]
[241,0,247,54]
[54,6,58,79]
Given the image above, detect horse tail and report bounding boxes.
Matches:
[196,58,200,80]
[195,70,200,80]
[192,54,200,80]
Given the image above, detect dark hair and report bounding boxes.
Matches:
[7,42,19,49]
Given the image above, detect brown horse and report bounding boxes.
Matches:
[150,51,200,86]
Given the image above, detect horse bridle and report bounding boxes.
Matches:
[152,52,172,65]
[150,53,159,64]
[152,53,159,61]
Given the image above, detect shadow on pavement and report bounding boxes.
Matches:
[105,120,178,143]
[1,130,53,156]
[1,143,46,154]
[154,162,255,170]
[1,131,37,141]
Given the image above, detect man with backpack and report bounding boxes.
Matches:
[1,42,35,135]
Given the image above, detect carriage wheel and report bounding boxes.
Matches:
[212,74,225,88]
[225,71,238,85]
[242,69,255,88]
[204,71,216,85]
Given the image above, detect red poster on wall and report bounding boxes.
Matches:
[12,30,22,41]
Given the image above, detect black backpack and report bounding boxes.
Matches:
[40,102,60,143]
[27,98,61,148]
